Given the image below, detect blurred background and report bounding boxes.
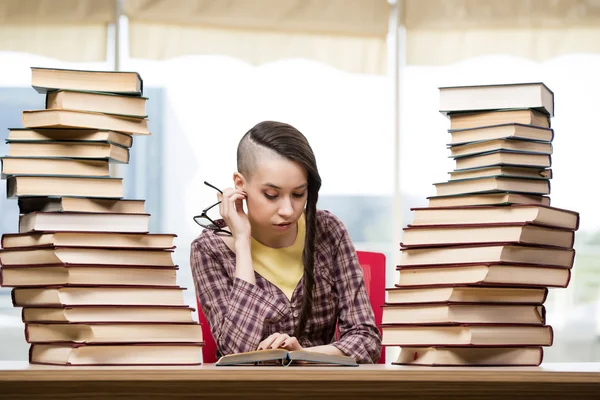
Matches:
[0,0,598,363]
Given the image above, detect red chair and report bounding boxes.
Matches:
[197,250,386,364]
[356,250,386,364]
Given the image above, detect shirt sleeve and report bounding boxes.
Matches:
[325,213,383,364]
[190,235,288,355]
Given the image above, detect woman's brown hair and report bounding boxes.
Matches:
[237,121,322,339]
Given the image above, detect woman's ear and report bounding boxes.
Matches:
[233,172,246,191]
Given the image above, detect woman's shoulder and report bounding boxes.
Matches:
[316,209,346,232]
[191,228,225,257]
[315,209,349,246]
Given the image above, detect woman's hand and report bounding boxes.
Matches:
[218,188,251,241]
[257,333,303,351]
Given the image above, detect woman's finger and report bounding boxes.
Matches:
[257,333,281,350]
[269,333,290,349]
[281,336,301,351]
[219,188,241,219]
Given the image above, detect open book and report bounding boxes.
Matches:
[216,349,358,367]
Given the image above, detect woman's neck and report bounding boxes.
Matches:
[251,223,298,249]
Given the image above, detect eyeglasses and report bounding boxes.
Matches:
[193,181,232,236]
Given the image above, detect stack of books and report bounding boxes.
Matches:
[382,83,580,366]
[0,67,203,366]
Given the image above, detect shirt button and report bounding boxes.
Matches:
[292,310,299,318]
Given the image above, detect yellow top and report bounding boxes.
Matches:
[251,215,305,300]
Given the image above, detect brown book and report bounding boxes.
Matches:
[410,205,579,230]
[0,246,175,267]
[427,192,550,208]
[449,166,551,181]
[0,265,178,287]
[455,151,551,170]
[448,124,554,146]
[30,343,203,366]
[216,349,357,367]
[7,141,129,163]
[381,324,553,346]
[382,303,545,325]
[1,157,110,178]
[22,109,149,135]
[439,83,554,116]
[19,212,150,233]
[12,286,187,307]
[393,346,543,366]
[395,264,570,288]
[449,139,552,159]
[46,90,147,118]
[22,305,196,323]
[25,322,203,343]
[31,67,143,95]
[433,176,550,197]
[399,244,574,268]
[8,176,123,199]
[401,223,574,249]
[17,197,146,214]
[8,128,133,148]
[449,109,550,130]
[386,286,548,305]
[2,232,174,249]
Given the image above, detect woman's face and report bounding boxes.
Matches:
[242,155,308,237]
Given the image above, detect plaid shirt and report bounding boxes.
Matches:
[190,210,382,364]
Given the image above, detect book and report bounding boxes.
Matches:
[449,166,552,181]
[410,205,579,230]
[29,343,203,366]
[1,157,110,178]
[2,232,174,249]
[449,139,552,158]
[22,109,150,135]
[455,151,551,170]
[46,90,147,118]
[382,303,545,325]
[427,192,550,208]
[8,128,133,148]
[22,305,196,323]
[395,264,571,288]
[25,322,203,343]
[381,324,553,346]
[0,246,175,267]
[11,286,187,307]
[8,176,123,199]
[386,286,548,305]
[449,109,550,130]
[433,176,550,197]
[0,266,178,287]
[393,347,543,366]
[401,223,574,249]
[31,67,143,95]
[19,212,150,233]
[399,244,574,268]
[7,141,129,163]
[17,197,146,214]
[448,124,554,146]
[439,83,554,116]
[216,349,358,367]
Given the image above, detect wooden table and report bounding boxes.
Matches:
[0,361,598,399]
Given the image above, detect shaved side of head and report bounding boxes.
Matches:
[237,131,280,180]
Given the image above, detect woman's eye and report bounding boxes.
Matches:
[264,193,277,200]
[292,192,306,198]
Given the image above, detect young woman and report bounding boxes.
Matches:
[190,121,381,363]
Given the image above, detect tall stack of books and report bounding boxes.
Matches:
[382,83,580,366]
[0,67,203,366]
